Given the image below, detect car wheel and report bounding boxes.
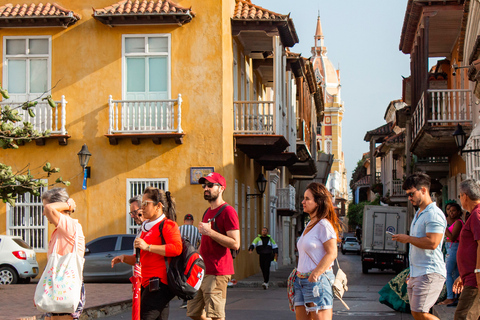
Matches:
[362,264,368,274]
[0,266,18,285]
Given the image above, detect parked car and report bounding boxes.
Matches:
[0,235,39,284]
[341,237,361,255]
[84,234,137,282]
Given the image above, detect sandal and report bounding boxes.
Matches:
[438,299,454,305]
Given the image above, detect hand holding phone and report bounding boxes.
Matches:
[386,231,395,236]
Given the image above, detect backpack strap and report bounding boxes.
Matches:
[158,219,169,269]
[205,203,229,232]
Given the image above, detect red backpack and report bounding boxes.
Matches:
[159,220,205,300]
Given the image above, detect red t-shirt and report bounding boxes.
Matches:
[200,204,239,275]
[458,204,480,287]
[139,218,182,287]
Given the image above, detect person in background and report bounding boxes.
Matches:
[179,213,201,309]
[248,227,278,290]
[112,187,182,320]
[393,172,446,320]
[187,172,240,320]
[439,202,464,306]
[453,179,480,320]
[42,188,86,320]
[129,195,144,236]
[294,182,341,320]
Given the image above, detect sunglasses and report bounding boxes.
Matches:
[129,208,142,217]
[406,190,418,198]
[141,200,155,208]
[202,182,221,189]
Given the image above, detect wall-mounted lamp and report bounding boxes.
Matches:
[78,144,92,189]
[452,64,471,76]
[246,173,267,200]
[453,124,480,154]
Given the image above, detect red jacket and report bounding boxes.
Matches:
[140,218,182,287]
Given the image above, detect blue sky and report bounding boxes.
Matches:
[254,0,411,186]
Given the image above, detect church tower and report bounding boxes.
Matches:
[311,14,348,207]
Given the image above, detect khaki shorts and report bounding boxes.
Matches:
[407,273,445,313]
[187,274,231,319]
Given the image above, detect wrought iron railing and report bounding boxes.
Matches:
[108,94,182,134]
[412,89,473,142]
[0,96,68,135]
[234,101,275,134]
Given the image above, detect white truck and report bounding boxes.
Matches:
[361,205,408,274]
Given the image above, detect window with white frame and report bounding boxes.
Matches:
[6,182,48,252]
[126,179,168,234]
[123,35,170,100]
[233,41,238,101]
[3,36,51,102]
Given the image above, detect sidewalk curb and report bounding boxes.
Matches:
[32,300,132,320]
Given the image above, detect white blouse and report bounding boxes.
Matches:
[297,219,336,273]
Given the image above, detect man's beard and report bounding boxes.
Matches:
[204,190,219,201]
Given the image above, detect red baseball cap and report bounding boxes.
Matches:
[198,172,226,188]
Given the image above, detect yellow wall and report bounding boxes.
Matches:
[0,0,264,279]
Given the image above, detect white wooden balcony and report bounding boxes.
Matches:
[277,185,296,215]
[385,179,404,197]
[234,101,275,134]
[108,94,183,134]
[0,96,69,145]
[0,96,67,135]
[411,89,473,157]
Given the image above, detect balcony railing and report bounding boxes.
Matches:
[108,94,182,134]
[234,101,275,134]
[0,96,68,135]
[412,89,473,142]
[277,185,295,211]
[383,179,405,197]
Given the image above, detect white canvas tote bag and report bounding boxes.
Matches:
[34,226,84,313]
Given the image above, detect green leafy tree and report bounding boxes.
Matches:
[0,85,69,206]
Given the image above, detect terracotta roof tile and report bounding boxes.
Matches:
[233,0,286,21]
[94,0,194,16]
[0,2,80,19]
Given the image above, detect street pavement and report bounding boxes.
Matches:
[0,247,455,319]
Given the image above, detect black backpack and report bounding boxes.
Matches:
[202,203,240,259]
[159,220,206,300]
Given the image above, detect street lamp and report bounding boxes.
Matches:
[453,124,480,154]
[77,144,92,189]
[246,173,267,200]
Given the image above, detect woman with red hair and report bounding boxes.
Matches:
[294,182,342,320]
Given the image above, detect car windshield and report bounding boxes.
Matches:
[345,238,357,243]
[13,238,32,249]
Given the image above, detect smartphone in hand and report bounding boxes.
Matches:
[386,231,395,236]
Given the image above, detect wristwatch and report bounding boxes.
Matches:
[474,269,480,273]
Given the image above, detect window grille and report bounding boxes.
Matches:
[126,179,168,234]
[6,182,47,252]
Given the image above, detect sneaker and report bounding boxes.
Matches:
[262,282,267,290]
[180,301,188,309]
[265,282,269,289]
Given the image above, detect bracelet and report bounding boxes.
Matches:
[148,245,151,252]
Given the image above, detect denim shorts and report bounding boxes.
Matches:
[294,270,334,312]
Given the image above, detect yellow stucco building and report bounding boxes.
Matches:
[0,0,323,281]
[311,15,348,209]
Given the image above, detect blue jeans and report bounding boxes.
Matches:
[445,242,459,299]
[294,270,335,313]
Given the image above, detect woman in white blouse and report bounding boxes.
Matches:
[295,182,341,320]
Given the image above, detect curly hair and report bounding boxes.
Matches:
[305,182,343,240]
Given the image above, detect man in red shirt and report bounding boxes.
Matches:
[453,179,480,320]
[187,172,240,320]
